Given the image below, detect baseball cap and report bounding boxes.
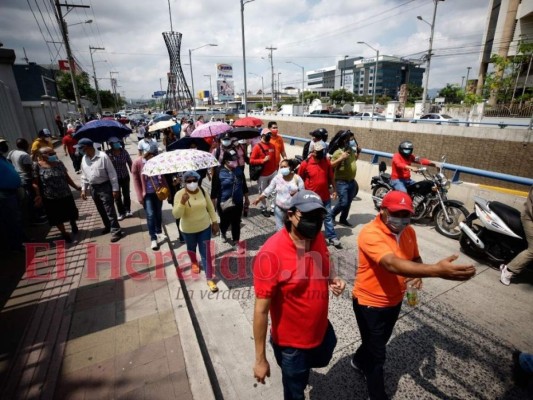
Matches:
[38,129,51,137]
[76,138,94,147]
[289,190,326,213]
[261,129,271,136]
[108,136,120,143]
[314,141,325,152]
[0,137,7,144]
[381,191,414,213]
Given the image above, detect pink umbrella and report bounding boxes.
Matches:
[191,121,232,138]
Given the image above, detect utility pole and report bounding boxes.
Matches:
[465,66,472,93]
[89,46,105,114]
[110,71,119,111]
[54,0,90,117]
[266,46,277,109]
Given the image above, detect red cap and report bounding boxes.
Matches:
[381,191,414,213]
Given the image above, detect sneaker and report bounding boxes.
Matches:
[328,238,343,249]
[125,211,133,218]
[151,240,159,250]
[261,208,270,217]
[207,280,219,293]
[350,358,364,374]
[118,214,125,221]
[157,233,168,243]
[500,264,513,286]
[338,219,354,228]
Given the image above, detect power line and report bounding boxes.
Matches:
[26,0,55,62]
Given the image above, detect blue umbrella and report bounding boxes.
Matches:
[152,114,173,123]
[73,119,131,142]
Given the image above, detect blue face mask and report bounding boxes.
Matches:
[280,167,291,176]
[47,155,59,162]
[349,140,356,147]
[78,148,86,156]
[112,142,122,149]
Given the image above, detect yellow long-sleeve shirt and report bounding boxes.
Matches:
[172,187,218,233]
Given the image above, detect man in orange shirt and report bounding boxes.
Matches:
[352,190,476,400]
[265,121,286,165]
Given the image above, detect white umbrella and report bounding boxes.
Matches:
[148,120,176,132]
[142,149,219,176]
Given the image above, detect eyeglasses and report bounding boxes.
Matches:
[185,179,198,183]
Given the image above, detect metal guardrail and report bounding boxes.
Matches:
[279,135,533,187]
[359,149,533,187]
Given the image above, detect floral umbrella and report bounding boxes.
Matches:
[191,121,232,138]
[148,120,176,132]
[142,149,219,176]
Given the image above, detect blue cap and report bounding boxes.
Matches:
[77,138,94,147]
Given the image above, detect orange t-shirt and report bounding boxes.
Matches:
[353,215,420,307]
[269,134,285,165]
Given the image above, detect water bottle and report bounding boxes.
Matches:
[406,284,419,307]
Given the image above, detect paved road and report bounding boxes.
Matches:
[163,142,532,400]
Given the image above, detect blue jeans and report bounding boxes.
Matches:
[0,191,23,251]
[144,193,163,241]
[274,205,287,231]
[332,180,356,222]
[182,226,213,279]
[271,321,337,400]
[323,200,337,241]
[390,178,415,193]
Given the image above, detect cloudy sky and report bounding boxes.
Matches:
[2,0,490,100]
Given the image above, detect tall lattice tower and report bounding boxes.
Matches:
[163,31,192,112]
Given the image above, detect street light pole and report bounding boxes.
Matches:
[286,61,305,107]
[357,42,379,116]
[418,0,444,113]
[189,43,218,118]
[266,46,277,109]
[204,74,213,105]
[241,0,255,117]
[465,66,472,93]
[89,46,104,115]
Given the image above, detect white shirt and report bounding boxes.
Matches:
[137,138,156,154]
[80,150,119,191]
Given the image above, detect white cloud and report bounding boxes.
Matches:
[1,0,491,99]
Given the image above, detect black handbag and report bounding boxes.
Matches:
[249,144,268,181]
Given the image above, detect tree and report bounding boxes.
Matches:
[406,83,423,105]
[438,83,464,104]
[303,91,320,103]
[56,71,95,102]
[98,90,117,109]
[329,89,354,104]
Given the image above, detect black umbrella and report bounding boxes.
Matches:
[73,119,131,142]
[229,127,261,140]
[152,114,174,123]
[166,136,210,152]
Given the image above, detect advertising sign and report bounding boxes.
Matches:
[216,64,233,80]
[217,80,234,101]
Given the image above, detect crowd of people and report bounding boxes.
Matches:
[0,113,531,400]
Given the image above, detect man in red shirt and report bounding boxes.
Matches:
[62,128,80,173]
[391,140,438,192]
[297,142,341,248]
[253,190,346,399]
[250,130,278,217]
[352,190,475,400]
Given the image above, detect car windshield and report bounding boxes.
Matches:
[441,114,453,119]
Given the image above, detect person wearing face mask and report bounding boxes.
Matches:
[330,130,362,228]
[62,128,81,173]
[250,130,278,217]
[31,129,53,160]
[266,121,286,165]
[352,190,476,400]
[297,141,341,248]
[253,190,346,399]
[132,142,168,250]
[173,170,220,292]
[0,137,24,252]
[252,158,304,230]
[210,150,249,253]
[391,140,439,193]
[106,137,133,220]
[33,147,81,243]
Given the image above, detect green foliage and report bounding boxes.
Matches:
[463,93,483,106]
[376,95,392,105]
[353,95,372,103]
[329,89,354,103]
[303,91,320,103]
[438,84,465,104]
[406,83,423,105]
[56,71,95,102]
[255,103,264,110]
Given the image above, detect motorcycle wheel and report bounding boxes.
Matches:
[372,185,390,211]
[434,204,469,240]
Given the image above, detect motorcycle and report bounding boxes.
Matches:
[371,157,468,239]
[459,196,527,264]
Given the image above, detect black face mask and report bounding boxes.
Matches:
[295,215,323,239]
[315,151,324,159]
[263,135,271,143]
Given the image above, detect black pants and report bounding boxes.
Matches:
[115,177,131,216]
[352,298,402,400]
[69,153,81,172]
[219,203,243,242]
[90,181,121,235]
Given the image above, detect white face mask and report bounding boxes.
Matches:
[221,140,232,147]
[186,182,198,191]
[280,167,290,176]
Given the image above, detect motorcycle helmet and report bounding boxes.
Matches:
[398,141,414,157]
[310,128,328,142]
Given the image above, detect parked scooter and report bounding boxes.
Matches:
[371,157,468,239]
[459,196,527,264]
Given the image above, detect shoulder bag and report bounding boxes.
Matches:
[249,144,267,181]
[149,176,170,201]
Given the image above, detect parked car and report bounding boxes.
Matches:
[129,113,148,126]
[410,113,459,125]
[352,112,386,121]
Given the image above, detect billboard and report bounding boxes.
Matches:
[217,80,234,101]
[216,64,233,80]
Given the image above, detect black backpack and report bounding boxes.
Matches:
[327,131,346,155]
[302,141,312,159]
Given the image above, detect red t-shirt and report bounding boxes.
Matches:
[391,153,430,180]
[297,156,334,202]
[62,134,78,155]
[250,142,277,177]
[254,228,331,348]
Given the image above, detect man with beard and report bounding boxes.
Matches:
[253,190,346,400]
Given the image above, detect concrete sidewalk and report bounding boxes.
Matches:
[0,139,213,399]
